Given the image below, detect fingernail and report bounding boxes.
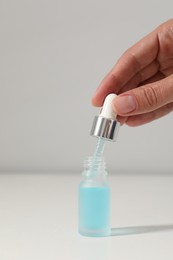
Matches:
[113,95,136,114]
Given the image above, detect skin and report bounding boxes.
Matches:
[92,19,173,126]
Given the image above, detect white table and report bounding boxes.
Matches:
[0,172,173,260]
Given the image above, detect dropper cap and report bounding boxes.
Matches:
[90,93,120,141]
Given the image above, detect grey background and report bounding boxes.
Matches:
[0,0,172,173]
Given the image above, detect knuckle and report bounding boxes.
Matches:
[141,85,159,109]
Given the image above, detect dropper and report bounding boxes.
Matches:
[89,94,120,174]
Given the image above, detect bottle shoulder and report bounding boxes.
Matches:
[79,177,110,188]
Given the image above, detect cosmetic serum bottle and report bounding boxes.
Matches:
[78,94,120,237]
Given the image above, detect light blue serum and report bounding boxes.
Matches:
[78,138,111,237]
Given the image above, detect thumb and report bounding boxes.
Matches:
[112,75,173,116]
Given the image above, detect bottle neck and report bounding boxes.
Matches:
[83,156,107,179]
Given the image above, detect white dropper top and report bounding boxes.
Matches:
[100,93,117,119]
[90,93,120,141]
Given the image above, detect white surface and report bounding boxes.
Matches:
[0,172,173,260]
[0,0,173,172]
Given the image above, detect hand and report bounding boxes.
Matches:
[92,19,173,126]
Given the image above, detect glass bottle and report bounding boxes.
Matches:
[78,156,111,237]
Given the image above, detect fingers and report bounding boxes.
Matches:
[119,60,160,94]
[124,102,173,126]
[138,71,165,86]
[112,75,173,116]
[92,26,159,107]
